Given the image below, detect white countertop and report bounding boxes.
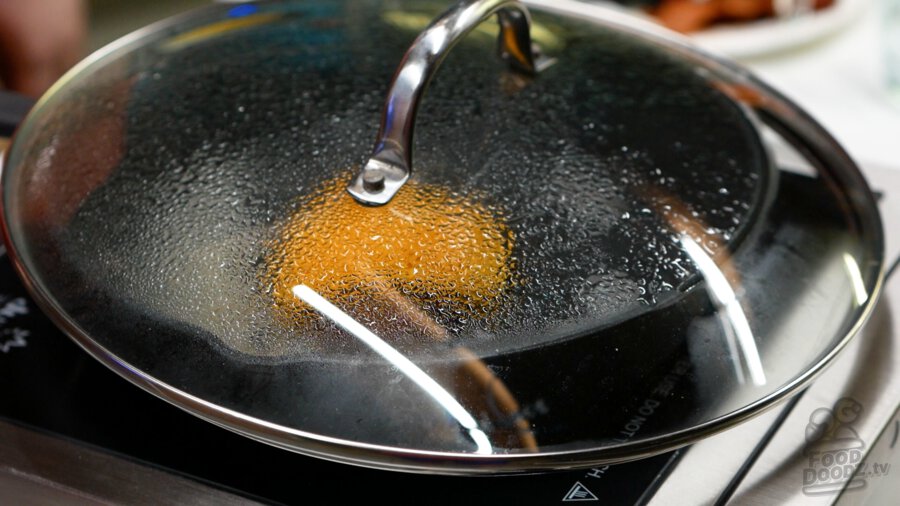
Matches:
[724,1,900,171]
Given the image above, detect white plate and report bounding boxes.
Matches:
[585,0,867,59]
[689,0,868,58]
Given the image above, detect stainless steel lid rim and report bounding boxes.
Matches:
[0,0,885,473]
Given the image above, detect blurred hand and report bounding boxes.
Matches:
[0,0,86,97]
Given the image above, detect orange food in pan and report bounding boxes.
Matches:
[262,176,514,326]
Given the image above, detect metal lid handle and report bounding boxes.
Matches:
[347,0,548,205]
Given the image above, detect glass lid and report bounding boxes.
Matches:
[0,0,883,473]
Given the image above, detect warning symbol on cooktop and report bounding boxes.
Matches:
[562,481,598,502]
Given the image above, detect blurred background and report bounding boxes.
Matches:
[1,0,898,169]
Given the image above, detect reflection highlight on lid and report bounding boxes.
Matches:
[293,284,492,455]
[681,235,766,386]
[842,253,869,307]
